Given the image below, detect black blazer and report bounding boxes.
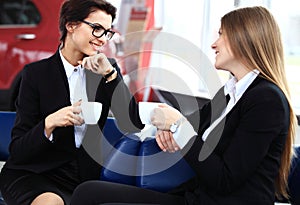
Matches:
[177,76,290,205]
[3,49,142,181]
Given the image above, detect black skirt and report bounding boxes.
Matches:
[0,159,80,205]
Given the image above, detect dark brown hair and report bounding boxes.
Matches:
[59,0,117,42]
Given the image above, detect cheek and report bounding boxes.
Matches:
[214,51,231,69]
[73,31,93,52]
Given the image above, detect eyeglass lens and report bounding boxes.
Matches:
[93,27,113,40]
[81,20,115,40]
[93,28,114,40]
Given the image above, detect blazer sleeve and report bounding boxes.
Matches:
[9,65,56,164]
[95,58,144,132]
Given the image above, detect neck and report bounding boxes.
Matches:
[231,64,252,81]
[60,42,84,66]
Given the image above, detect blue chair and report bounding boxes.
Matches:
[0,111,16,161]
[288,146,300,205]
[101,134,141,185]
[100,118,196,192]
[0,111,16,205]
[102,117,125,146]
[136,137,195,192]
[0,195,5,205]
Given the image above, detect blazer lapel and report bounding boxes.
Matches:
[52,49,71,102]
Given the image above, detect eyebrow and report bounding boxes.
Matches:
[92,22,112,30]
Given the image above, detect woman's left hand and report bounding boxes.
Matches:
[155,130,180,152]
[79,53,114,76]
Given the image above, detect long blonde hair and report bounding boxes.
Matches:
[221,6,297,198]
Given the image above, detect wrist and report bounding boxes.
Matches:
[45,115,55,137]
[104,67,117,81]
[170,116,186,133]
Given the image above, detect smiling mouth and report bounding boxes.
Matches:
[90,42,103,52]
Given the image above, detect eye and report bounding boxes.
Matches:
[93,25,104,32]
[91,23,104,31]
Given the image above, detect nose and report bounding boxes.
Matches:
[211,42,217,50]
[96,35,107,45]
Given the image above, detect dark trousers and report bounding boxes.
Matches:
[70,180,185,205]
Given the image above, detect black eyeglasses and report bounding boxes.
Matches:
[81,20,115,40]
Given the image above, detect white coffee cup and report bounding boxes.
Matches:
[80,102,102,125]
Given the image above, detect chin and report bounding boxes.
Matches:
[215,65,227,72]
[214,64,221,70]
[84,50,97,56]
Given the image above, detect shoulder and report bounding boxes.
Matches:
[23,50,60,73]
[242,76,289,112]
[246,76,286,101]
[20,50,63,88]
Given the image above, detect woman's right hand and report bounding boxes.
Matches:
[150,103,183,131]
[44,101,84,136]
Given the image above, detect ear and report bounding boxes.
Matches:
[66,22,77,32]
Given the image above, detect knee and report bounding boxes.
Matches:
[31,192,64,205]
[72,181,91,197]
[71,181,100,205]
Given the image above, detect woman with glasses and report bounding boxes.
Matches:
[0,0,143,204]
[70,6,297,205]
